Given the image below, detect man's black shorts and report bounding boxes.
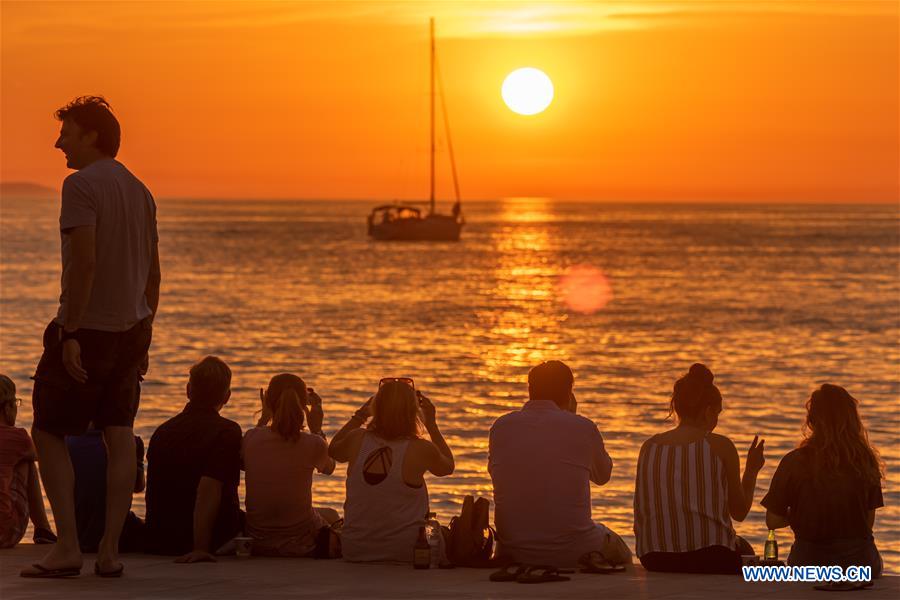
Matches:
[32,318,152,436]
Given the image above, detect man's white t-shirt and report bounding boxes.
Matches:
[56,158,158,332]
[488,399,613,566]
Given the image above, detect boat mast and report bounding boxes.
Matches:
[429,17,435,215]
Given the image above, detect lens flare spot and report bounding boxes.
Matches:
[559,265,613,314]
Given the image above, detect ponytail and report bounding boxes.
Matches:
[266,373,308,442]
[272,388,305,442]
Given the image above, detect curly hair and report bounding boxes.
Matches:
[800,384,884,485]
[55,95,121,157]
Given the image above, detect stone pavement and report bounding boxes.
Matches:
[2,544,897,599]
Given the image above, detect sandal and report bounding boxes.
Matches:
[20,563,81,578]
[489,562,528,582]
[578,550,626,574]
[517,565,571,584]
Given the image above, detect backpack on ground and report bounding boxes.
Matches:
[443,495,498,568]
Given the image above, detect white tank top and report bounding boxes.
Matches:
[341,432,429,562]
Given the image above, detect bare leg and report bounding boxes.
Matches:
[25,461,52,530]
[97,426,136,572]
[27,428,81,570]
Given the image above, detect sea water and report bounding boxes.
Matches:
[1,197,897,572]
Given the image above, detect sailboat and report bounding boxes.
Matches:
[367,19,464,242]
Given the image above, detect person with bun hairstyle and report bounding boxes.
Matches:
[328,378,454,563]
[242,374,339,557]
[634,363,765,574]
[762,384,884,578]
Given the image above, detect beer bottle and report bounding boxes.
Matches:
[764,529,778,560]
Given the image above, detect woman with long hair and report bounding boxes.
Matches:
[634,364,765,574]
[328,378,454,562]
[242,373,339,557]
[762,384,884,577]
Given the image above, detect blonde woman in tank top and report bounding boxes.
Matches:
[328,378,454,563]
[634,364,765,574]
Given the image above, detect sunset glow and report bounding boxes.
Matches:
[1,1,897,202]
[0,1,898,579]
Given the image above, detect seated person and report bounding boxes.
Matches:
[66,426,145,552]
[329,378,454,563]
[144,356,242,562]
[243,374,339,557]
[634,364,763,574]
[489,360,632,569]
[0,375,56,547]
[762,384,884,577]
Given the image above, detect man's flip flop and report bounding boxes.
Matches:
[20,563,81,578]
[489,562,529,582]
[516,565,571,584]
[94,562,125,578]
[578,550,626,574]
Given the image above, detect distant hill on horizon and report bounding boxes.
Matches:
[0,181,58,199]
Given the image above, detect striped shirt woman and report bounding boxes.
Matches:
[635,436,736,553]
[633,364,764,574]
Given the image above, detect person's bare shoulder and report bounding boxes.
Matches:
[410,437,436,453]
[342,427,367,449]
[705,432,738,461]
[706,431,734,447]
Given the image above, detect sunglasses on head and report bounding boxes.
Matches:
[379,377,415,389]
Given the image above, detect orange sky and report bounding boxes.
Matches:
[1,1,897,202]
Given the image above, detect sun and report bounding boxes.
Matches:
[502,67,554,116]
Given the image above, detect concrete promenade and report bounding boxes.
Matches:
[2,544,898,599]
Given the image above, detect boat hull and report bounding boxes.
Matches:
[368,214,463,241]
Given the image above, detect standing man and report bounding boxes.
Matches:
[21,96,160,578]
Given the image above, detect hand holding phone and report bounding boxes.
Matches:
[416,390,437,428]
[305,386,324,433]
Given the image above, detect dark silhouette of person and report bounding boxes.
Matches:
[23,96,159,579]
[66,427,146,553]
[634,364,763,574]
[144,357,242,563]
[762,384,884,580]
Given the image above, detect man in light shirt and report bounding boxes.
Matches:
[488,360,632,568]
[22,96,159,579]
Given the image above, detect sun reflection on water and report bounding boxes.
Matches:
[477,198,569,383]
[2,197,898,572]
